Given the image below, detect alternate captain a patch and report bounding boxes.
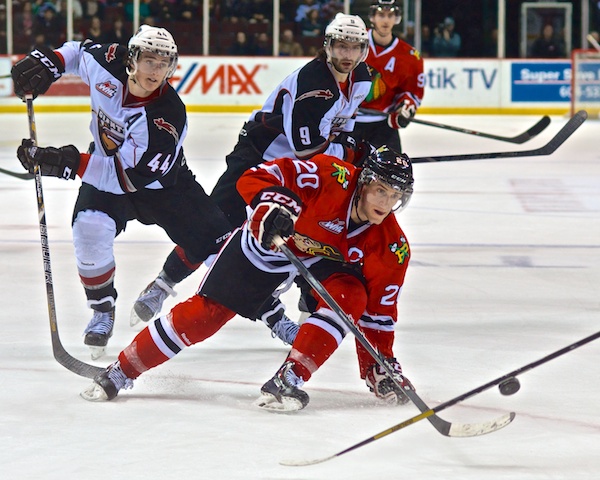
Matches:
[389,236,409,264]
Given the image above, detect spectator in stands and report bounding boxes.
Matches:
[251,0,272,24]
[320,0,343,23]
[176,0,197,22]
[225,0,255,24]
[295,0,319,23]
[279,28,304,57]
[280,0,298,23]
[300,8,324,38]
[420,24,432,57]
[125,0,152,22]
[150,0,175,23]
[85,15,104,43]
[103,16,129,45]
[431,16,461,57]
[254,32,271,55]
[81,0,104,20]
[33,3,64,49]
[228,31,254,56]
[529,23,566,58]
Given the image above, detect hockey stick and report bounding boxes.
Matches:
[359,108,551,144]
[282,329,600,466]
[273,237,514,438]
[586,34,600,51]
[0,166,34,180]
[26,95,104,379]
[410,110,587,163]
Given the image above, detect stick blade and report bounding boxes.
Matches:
[447,412,516,437]
[280,454,337,467]
[511,115,551,144]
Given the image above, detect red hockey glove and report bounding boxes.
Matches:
[11,46,64,100]
[17,139,80,180]
[387,100,416,129]
[249,186,302,250]
[365,357,414,405]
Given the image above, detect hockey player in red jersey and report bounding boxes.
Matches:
[81,146,415,412]
[353,0,425,152]
[13,26,232,359]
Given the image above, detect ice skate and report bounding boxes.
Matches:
[365,358,412,405]
[80,361,134,402]
[83,308,115,360]
[130,277,176,326]
[269,314,299,345]
[255,361,309,412]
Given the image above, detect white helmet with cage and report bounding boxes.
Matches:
[324,13,369,66]
[369,0,402,25]
[127,24,179,79]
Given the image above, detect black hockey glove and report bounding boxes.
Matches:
[365,357,414,405]
[11,46,65,100]
[249,186,302,250]
[17,139,80,180]
[332,132,374,166]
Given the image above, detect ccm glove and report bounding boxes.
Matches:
[365,357,414,405]
[17,139,80,180]
[11,46,65,100]
[387,99,416,129]
[249,186,302,250]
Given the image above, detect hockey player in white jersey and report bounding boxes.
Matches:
[13,26,232,359]
[209,13,373,341]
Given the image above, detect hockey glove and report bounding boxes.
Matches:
[17,139,80,180]
[388,99,416,129]
[332,132,374,166]
[11,46,65,100]
[365,357,414,405]
[249,186,302,250]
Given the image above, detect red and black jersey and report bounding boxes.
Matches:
[237,153,410,323]
[358,30,424,122]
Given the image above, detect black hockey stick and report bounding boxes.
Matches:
[410,110,587,163]
[273,237,514,438]
[26,95,103,379]
[282,329,600,466]
[0,166,34,180]
[359,107,551,144]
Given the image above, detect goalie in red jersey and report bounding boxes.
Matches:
[81,146,416,412]
[353,0,425,152]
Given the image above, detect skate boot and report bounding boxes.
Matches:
[269,315,299,345]
[83,307,115,360]
[255,361,309,412]
[130,277,176,326]
[365,358,413,405]
[80,361,134,402]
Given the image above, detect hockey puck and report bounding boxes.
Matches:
[498,377,521,396]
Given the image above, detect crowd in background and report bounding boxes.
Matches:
[0,0,587,57]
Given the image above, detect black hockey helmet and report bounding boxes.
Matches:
[359,146,414,211]
[369,0,402,25]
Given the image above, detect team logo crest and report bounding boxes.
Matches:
[296,89,334,102]
[331,162,350,189]
[97,109,125,155]
[292,233,344,262]
[389,236,409,264]
[154,118,179,143]
[105,44,119,63]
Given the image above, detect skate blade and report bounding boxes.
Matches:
[254,393,304,413]
[88,345,106,361]
[130,304,153,327]
[80,382,109,402]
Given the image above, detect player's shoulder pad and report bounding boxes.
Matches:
[394,37,423,61]
[145,85,187,139]
[83,42,129,79]
[352,62,372,83]
[296,58,339,100]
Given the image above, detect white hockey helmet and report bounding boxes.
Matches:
[324,13,369,65]
[369,0,402,25]
[127,25,179,79]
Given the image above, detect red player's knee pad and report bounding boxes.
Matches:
[317,273,367,322]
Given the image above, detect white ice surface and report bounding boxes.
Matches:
[0,112,598,479]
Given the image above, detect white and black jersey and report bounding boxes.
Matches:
[57,41,188,194]
[248,58,372,161]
